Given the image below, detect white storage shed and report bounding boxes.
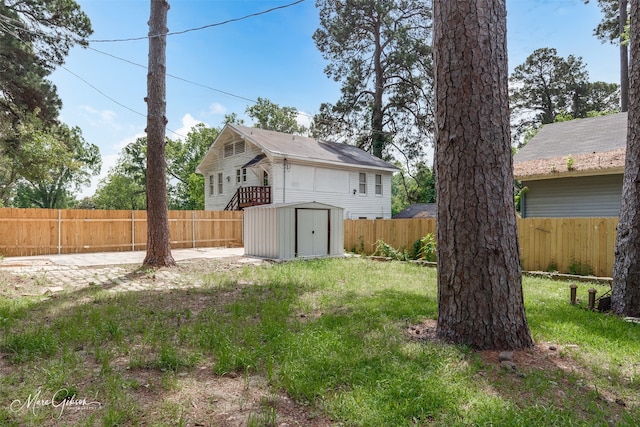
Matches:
[243,202,344,260]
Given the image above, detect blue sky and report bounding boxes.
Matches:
[48,0,620,197]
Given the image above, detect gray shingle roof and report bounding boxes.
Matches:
[228,124,398,171]
[514,113,627,163]
[393,203,437,219]
[513,113,627,179]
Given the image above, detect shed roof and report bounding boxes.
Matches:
[513,113,627,179]
[243,201,343,211]
[197,124,399,174]
[393,203,437,219]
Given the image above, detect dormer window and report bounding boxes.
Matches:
[224,140,246,157]
[235,140,245,154]
[224,143,234,157]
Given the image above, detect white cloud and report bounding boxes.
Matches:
[78,132,144,198]
[100,110,117,122]
[80,105,121,130]
[171,114,207,140]
[77,114,208,198]
[297,111,313,129]
[114,131,146,151]
[77,152,119,199]
[209,103,227,115]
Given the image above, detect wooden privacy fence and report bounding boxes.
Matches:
[0,208,243,257]
[344,218,437,255]
[517,217,618,278]
[0,209,619,277]
[344,217,619,277]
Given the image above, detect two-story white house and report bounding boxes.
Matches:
[195,124,398,218]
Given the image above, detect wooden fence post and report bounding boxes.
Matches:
[57,209,62,254]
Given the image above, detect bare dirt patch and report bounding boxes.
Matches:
[406,319,583,373]
[129,366,332,427]
[406,318,638,419]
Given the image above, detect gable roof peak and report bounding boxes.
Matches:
[221,124,398,172]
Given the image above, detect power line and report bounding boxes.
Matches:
[58,66,186,139]
[2,1,317,132]
[60,66,145,118]
[0,0,306,45]
[89,0,306,43]
[86,46,316,120]
[88,46,259,104]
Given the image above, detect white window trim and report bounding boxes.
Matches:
[375,174,382,196]
[359,172,367,194]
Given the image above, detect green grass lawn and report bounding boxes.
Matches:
[0,257,638,426]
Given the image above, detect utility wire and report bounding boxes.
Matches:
[86,46,316,120]
[88,46,259,104]
[2,0,316,132]
[60,66,145,118]
[89,0,306,43]
[58,67,187,139]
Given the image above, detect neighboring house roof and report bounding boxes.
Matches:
[393,203,437,219]
[513,113,627,180]
[196,124,399,174]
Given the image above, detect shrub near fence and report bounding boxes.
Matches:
[344,218,437,255]
[344,217,619,277]
[0,208,243,257]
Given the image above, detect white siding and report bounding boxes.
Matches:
[270,163,392,219]
[202,143,265,210]
[316,168,349,192]
[203,149,394,218]
[522,174,623,218]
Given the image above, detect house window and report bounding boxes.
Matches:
[224,141,245,157]
[236,169,241,184]
[209,175,215,196]
[263,171,269,186]
[375,174,382,195]
[217,173,223,194]
[242,168,247,182]
[359,173,367,194]
[235,141,245,154]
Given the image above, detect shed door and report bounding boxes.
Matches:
[296,209,329,257]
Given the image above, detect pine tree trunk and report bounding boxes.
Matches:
[433,0,533,349]
[143,0,175,268]
[612,0,640,317]
[621,0,629,112]
[372,26,385,159]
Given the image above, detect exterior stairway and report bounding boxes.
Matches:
[225,186,272,210]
